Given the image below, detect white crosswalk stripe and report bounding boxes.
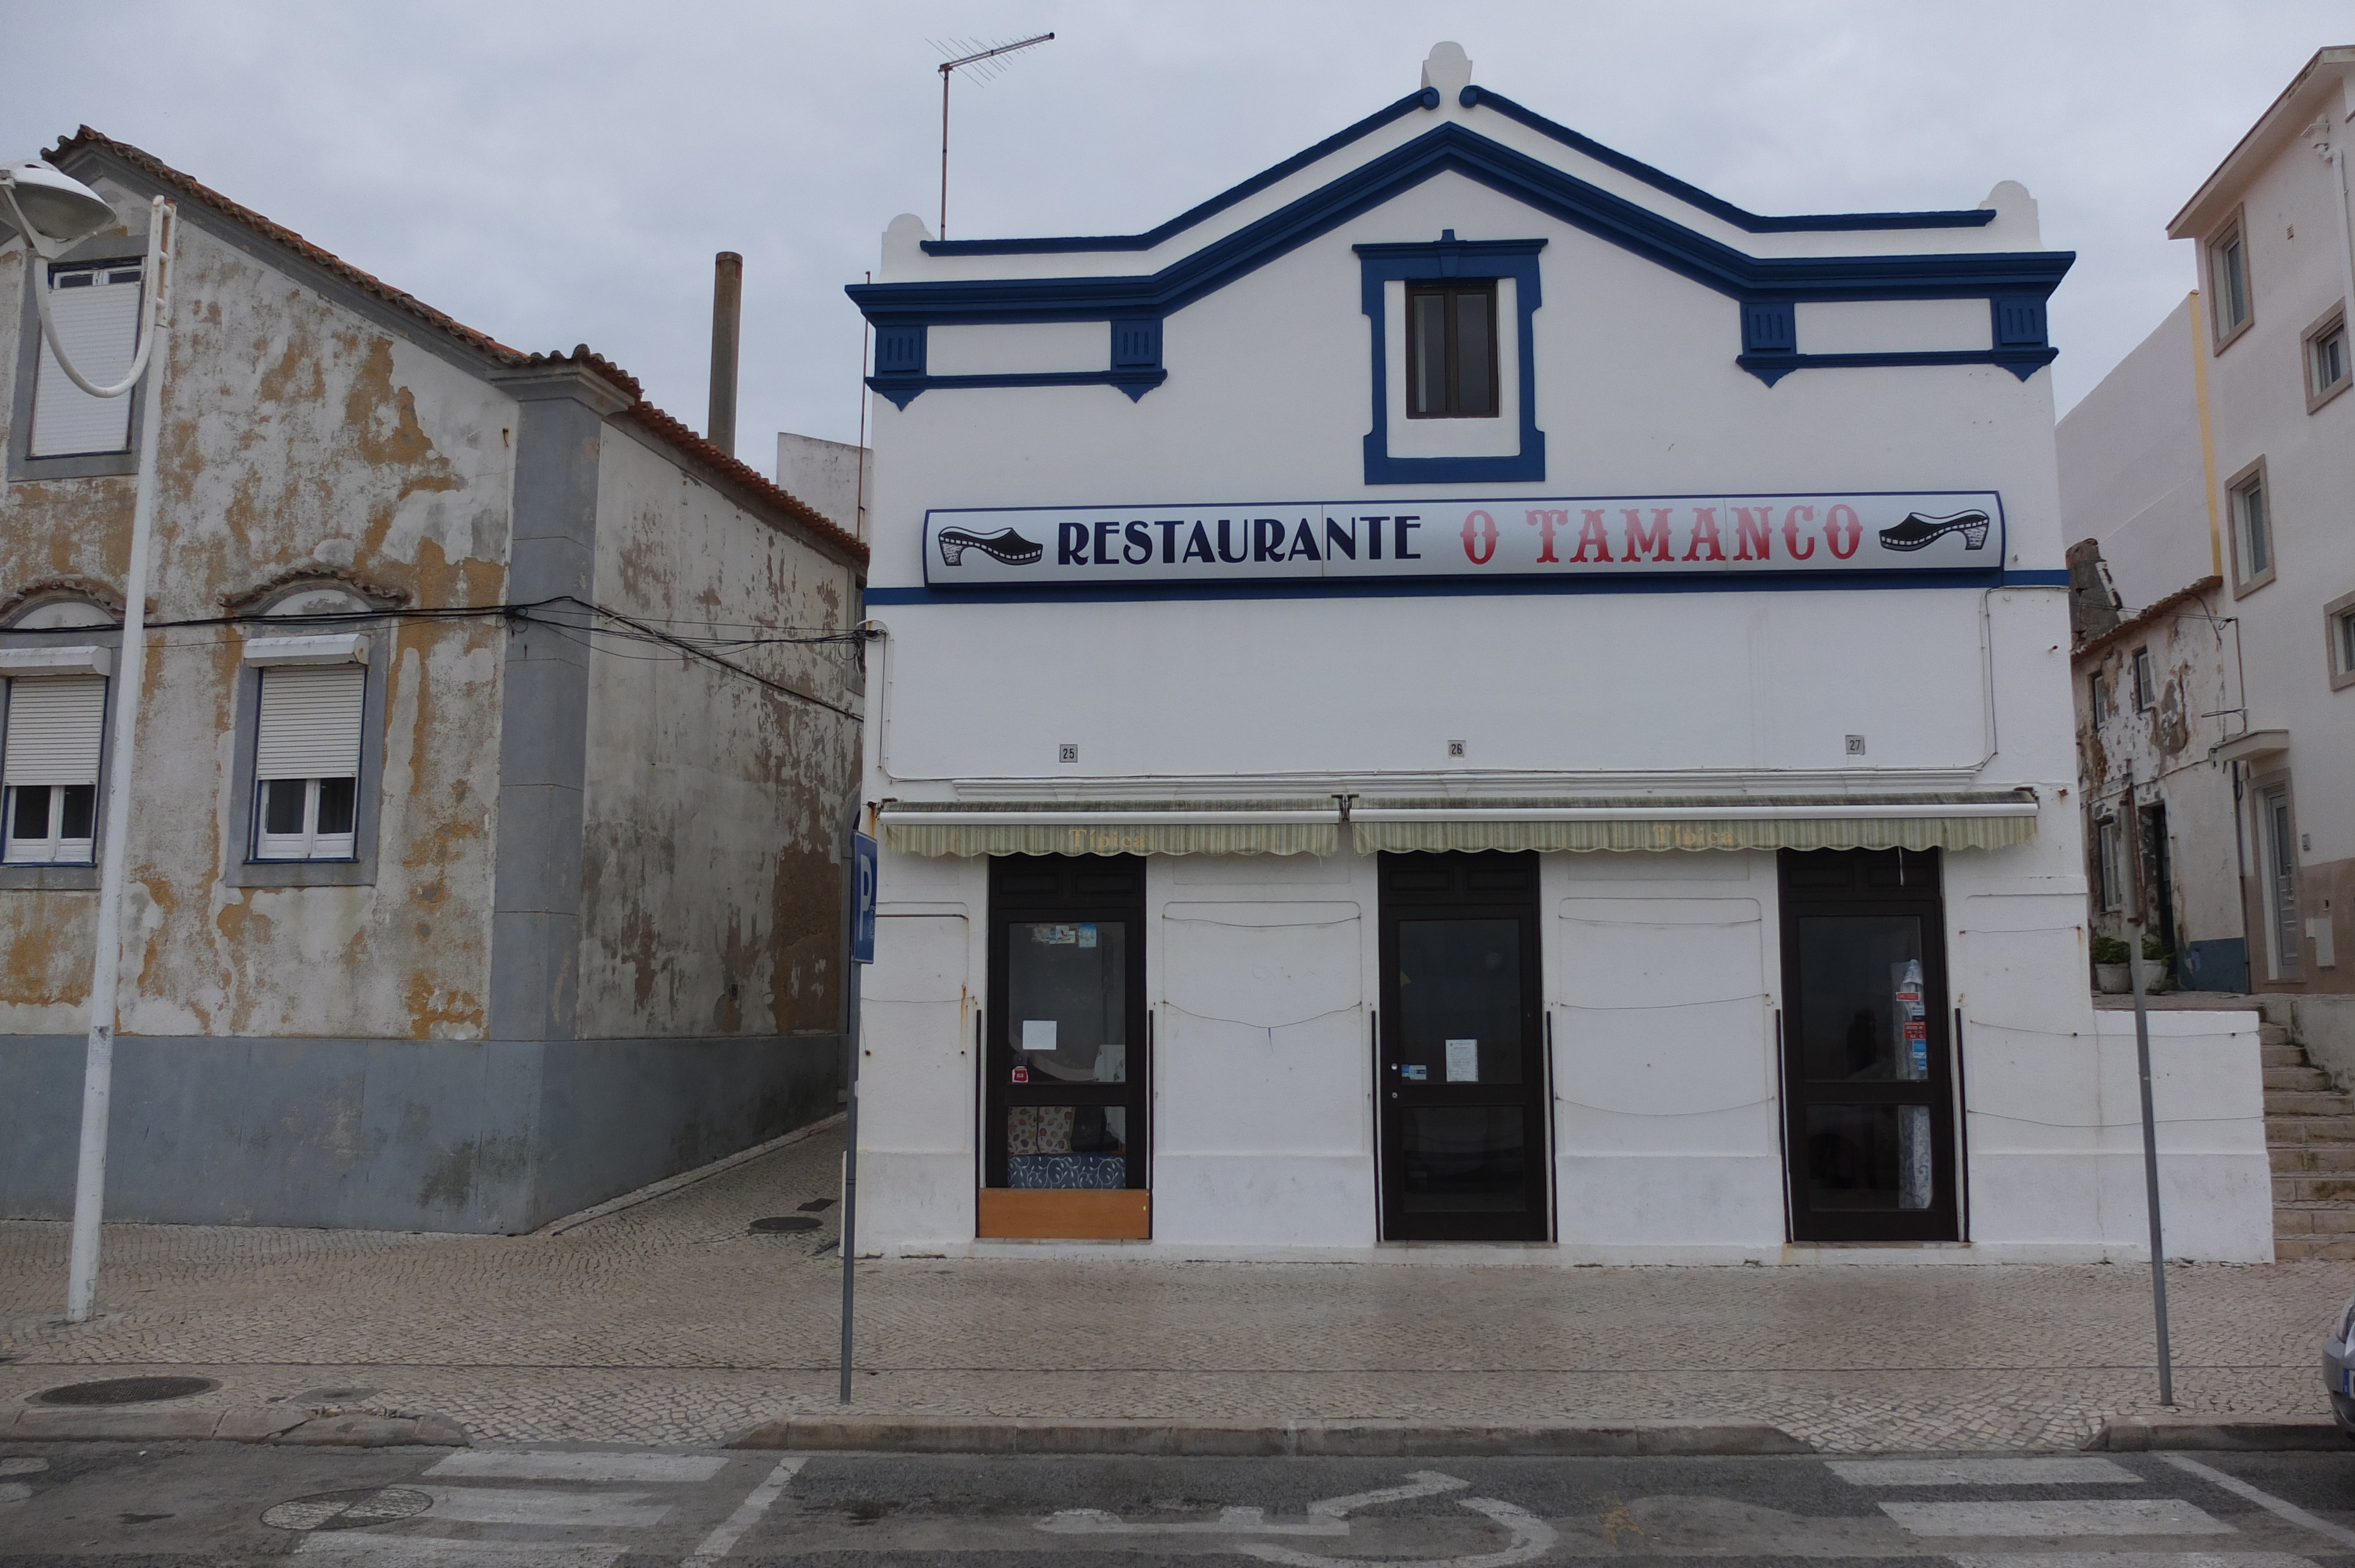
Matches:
[428,1451,730,1484]
[410,1486,669,1528]
[293,1446,766,1567]
[1883,1500,2235,1537]
[1832,1458,2142,1487]
[1950,1544,2317,1554]
[296,1537,627,1566]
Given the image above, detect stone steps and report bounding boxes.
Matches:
[2271,1144,2355,1173]
[2264,1024,2355,1260]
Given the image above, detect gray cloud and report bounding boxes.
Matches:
[8,1,2345,465]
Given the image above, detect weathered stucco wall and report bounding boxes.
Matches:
[0,184,513,1040]
[2075,597,2245,959]
[576,426,861,1041]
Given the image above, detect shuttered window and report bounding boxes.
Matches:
[29,261,144,459]
[253,664,364,861]
[2,675,107,864]
[255,665,364,780]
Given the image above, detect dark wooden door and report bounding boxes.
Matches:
[1778,847,1959,1242]
[1377,852,1549,1241]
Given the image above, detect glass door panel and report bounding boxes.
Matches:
[1778,848,1957,1243]
[986,856,1148,1199]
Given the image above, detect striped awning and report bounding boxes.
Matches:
[880,800,1342,858]
[1348,794,2039,853]
[878,792,2038,858]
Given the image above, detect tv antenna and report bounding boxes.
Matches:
[931,32,1054,238]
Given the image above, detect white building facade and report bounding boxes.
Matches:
[846,46,2269,1263]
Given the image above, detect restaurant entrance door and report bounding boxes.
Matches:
[1376,852,1550,1241]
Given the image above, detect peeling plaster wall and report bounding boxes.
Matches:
[576,427,861,1042]
[0,187,512,1041]
[2074,599,2244,959]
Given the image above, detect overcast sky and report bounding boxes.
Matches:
[11,3,2349,473]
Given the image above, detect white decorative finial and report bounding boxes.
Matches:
[1422,42,1472,99]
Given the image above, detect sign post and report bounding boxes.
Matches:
[840,830,877,1403]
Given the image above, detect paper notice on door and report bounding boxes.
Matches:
[1021,1019,1057,1054]
[1445,1039,1478,1082]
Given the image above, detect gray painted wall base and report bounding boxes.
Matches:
[0,1032,843,1233]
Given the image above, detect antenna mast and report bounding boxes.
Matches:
[936,32,1054,238]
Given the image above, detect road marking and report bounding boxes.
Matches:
[296,1537,626,1566]
[2158,1454,2355,1552]
[1952,1554,2318,1568]
[416,1486,670,1528]
[682,1456,804,1566]
[1832,1458,2142,1487]
[427,1451,730,1484]
[1883,1500,2234,1537]
[1042,1469,1555,1567]
[1040,1506,1348,1537]
[0,1481,29,1509]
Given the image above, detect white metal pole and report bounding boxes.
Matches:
[65,198,176,1325]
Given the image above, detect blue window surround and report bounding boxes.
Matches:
[850,92,2072,407]
[1357,234,1545,484]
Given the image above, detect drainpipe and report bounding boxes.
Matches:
[708,251,742,457]
[2318,112,2355,361]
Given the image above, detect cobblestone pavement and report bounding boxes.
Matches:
[3,1124,2350,1453]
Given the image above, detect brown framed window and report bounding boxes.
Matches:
[2304,305,2348,413]
[2208,217,2251,345]
[1406,281,1498,418]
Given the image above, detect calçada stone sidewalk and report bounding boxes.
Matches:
[2,1120,2350,1454]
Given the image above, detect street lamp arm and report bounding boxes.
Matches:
[2,187,173,401]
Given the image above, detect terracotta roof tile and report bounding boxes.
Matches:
[2071,576,2222,660]
[40,127,865,572]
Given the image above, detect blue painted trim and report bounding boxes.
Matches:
[1356,236,1547,484]
[845,124,2074,331]
[911,84,1994,260]
[917,91,1442,257]
[865,568,2072,607]
[1456,87,1998,232]
[1736,347,2060,387]
[868,367,1168,409]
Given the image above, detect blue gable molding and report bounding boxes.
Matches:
[848,121,2074,403]
[917,83,1995,259]
[1454,87,1997,234]
[1357,235,1546,484]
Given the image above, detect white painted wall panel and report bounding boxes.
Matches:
[926,321,1109,376]
[1797,299,1994,355]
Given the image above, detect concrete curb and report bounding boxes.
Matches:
[729,1415,1812,1457]
[2092,1415,2352,1451]
[2,1405,469,1447]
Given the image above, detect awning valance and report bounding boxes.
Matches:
[879,792,2038,858]
[880,800,1341,858]
[1349,795,2038,854]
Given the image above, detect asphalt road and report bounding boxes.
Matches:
[2,1441,2353,1566]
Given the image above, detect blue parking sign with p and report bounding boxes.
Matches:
[852,832,877,965]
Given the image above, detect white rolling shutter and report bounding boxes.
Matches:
[255,665,364,780]
[29,262,144,458]
[2,676,107,785]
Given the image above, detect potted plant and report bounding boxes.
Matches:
[2141,934,2174,995]
[2092,935,2131,993]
